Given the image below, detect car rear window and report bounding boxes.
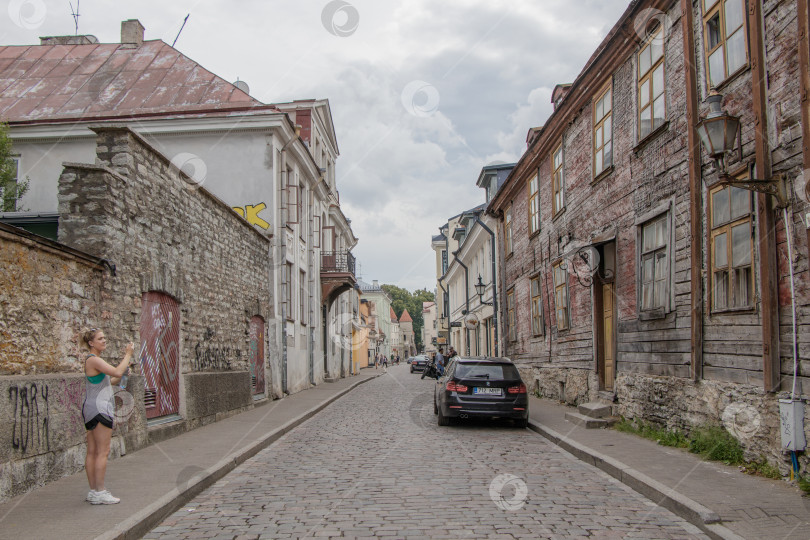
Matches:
[455,363,520,380]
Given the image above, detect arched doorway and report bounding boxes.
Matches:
[139,292,181,420]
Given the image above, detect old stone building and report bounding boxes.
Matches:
[488,0,809,469]
[1,127,271,501]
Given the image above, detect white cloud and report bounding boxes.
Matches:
[2,0,630,291]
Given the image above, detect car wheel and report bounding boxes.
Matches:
[410,367,414,373]
[433,396,438,415]
[515,417,528,429]
[438,408,450,426]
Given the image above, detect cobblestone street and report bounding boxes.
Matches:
[145,365,708,539]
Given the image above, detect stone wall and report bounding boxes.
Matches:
[0,125,273,502]
[616,373,809,474]
[0,223,108,375]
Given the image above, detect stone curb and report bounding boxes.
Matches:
[527,420,745,540]
[95,374,382,540]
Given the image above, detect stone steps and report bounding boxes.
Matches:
[565,400,618,429]
[564,411,618,429]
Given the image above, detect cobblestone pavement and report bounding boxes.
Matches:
[145,365,709,539]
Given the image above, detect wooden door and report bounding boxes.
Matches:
[601,283,616,391]
[139,292,180,419]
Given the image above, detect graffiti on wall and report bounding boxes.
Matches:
[193,327,241,372]
[56,378,85,441]
[8,383,50,453]
[233,202,270,230]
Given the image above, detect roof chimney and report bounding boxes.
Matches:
[372,280,379,289]
[121,19,144,48]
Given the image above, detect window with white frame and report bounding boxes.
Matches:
[703,0,747,87]
[640,214,669,312]
[638,24,666,139]
[710,183,754,311]
[530,275,543,336]
[593,85,613,176]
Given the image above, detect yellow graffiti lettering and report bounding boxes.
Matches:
[232,203,270,230]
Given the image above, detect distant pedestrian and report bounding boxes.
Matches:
[81,328,135,504]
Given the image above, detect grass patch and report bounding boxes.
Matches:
[687,424,744,464]
[613,418,688,448]
[742,457,782,480]
[798,475,810,495]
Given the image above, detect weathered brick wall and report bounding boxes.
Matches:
[494,0,809,470]
[762,0,810,392]
[503,2,692,388]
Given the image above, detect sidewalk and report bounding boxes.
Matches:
[528,396,810,540]
[0,371,380,540]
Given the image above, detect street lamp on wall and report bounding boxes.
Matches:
[474,275,493,306]
[696,89,787,208]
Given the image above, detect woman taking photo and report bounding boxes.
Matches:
[81,328,134,504]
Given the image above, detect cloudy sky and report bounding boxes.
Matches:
[3,0,630,292]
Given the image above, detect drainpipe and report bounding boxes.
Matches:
[456,256,471,356]
[472,215,499,356]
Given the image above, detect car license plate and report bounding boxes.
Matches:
[474,387,502,395]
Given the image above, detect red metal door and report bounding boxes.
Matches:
[250,316,265,395]
[139,292,180,419]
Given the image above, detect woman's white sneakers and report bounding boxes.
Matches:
[87,490,121,504]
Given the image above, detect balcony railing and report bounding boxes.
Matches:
[321,251,356,276]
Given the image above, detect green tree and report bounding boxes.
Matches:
[0,122,28,212]
[381,284,435,351]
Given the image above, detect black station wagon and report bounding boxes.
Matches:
[434,357,529,428]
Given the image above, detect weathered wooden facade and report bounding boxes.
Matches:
[488,0,810,468]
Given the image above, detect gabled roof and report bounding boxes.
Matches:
[399,309,413,323]
[390,306,398,322]
[0,39,265,123]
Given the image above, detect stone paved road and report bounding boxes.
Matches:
[145,365,709,539]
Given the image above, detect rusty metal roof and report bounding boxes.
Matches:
[0,40,266,123]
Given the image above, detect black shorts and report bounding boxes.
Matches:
[84,413,114,431]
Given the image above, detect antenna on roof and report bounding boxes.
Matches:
[172,14,190,48]
[69,0,80,35]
